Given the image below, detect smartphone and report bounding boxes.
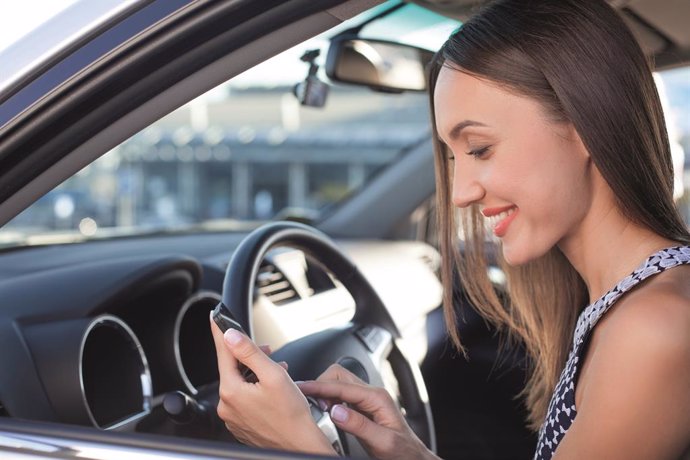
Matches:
[212,303,247,335]
[212,303,258,383]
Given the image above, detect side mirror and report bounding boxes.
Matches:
[325,37,434,93]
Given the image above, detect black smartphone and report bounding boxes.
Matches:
[212,303,258,383]
[212,303,247,335]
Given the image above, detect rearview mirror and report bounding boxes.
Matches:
[325,37,434,92]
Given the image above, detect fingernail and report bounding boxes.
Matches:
[317,398,328,411]
[330,404,348,423]
[224,329,243,345]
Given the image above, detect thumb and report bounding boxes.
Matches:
[223,329,276,381]
[329,404,394,450]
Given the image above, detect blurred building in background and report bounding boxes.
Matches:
[7,85,430,233]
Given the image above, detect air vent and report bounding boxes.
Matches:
[256,262,299,305]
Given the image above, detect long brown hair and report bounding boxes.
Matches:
[429,0,690,430]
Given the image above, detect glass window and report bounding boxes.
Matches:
[1,2,460,245]
[658,67,690,222]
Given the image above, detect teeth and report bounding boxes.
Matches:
[487,207,515,228]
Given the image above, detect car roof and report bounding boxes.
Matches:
[412,0,690,69]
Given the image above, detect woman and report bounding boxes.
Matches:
[210,0,690,458]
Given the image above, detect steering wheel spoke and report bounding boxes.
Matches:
[354,324,393,365]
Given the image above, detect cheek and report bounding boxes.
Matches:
[542,148,591,213]
[498,142,591,264]
[509,133,590,214]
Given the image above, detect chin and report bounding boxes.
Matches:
[500,241,544,267]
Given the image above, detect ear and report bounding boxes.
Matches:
[568,123,591,162]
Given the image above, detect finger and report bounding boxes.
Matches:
[317,363,365,385]
[223,328,280,382]
[305,365,373,414]
[278,361,289,371]
[299,380,402,430]
[328,404,395,450]
[259,344,272,355]
[316,398,330,411]
[297,380,384,414]
[209,314,240,382]
[296,380,335,410]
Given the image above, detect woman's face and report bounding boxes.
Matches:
[434,66,593,265]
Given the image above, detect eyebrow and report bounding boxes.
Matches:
[446,120,488,142]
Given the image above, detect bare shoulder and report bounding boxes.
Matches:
[599,264,690,348]
[590,264,690,383]
[560,266,690,459]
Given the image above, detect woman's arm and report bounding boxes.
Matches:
[554,288,690,459]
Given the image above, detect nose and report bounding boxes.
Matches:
[451,161,485,208]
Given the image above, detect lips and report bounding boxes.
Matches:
[481,206,518,238]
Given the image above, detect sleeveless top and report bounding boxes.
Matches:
[534,246,690,460]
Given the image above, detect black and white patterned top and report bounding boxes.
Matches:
[534,245,690,460]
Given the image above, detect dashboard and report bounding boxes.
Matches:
[0,231,443,438]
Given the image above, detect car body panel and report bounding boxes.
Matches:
[0,0,192,127]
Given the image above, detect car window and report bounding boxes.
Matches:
[0,2,459,246]
[658,67,690,221]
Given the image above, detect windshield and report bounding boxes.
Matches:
[0,2,460,247]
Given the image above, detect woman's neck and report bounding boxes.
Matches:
[558,188,676,304]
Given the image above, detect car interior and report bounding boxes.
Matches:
[0,0,688,459]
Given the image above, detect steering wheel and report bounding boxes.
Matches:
[216,221,436,457]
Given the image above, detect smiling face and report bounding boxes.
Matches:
[434,65,594,265]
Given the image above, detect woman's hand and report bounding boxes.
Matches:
[209,318,335,456]
[297,364,439,460]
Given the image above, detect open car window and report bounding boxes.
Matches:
[0,2,459,247]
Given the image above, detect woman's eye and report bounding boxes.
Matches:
[466,146,490,158]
